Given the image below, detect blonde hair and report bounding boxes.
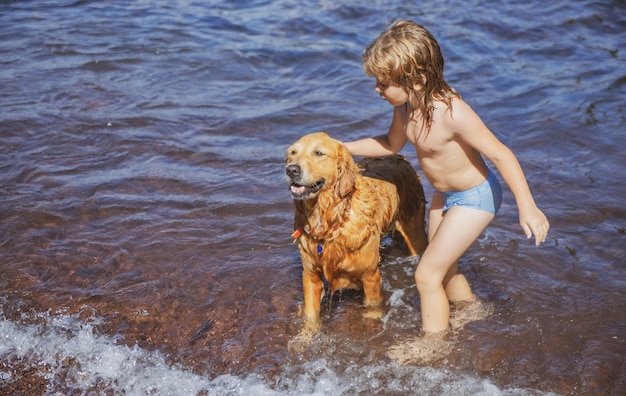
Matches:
[363,20,459,132]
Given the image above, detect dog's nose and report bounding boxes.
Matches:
[286,164,301,179]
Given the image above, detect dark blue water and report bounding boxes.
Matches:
[1,1,624,394]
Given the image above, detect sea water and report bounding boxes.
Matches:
[1,0,624,394]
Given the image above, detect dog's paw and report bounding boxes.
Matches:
[362,305,384,320]
[287,334,310,353]
[287,320,321,352]
[287,328,315,352]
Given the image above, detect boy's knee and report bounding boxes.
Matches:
[414,267,437,292]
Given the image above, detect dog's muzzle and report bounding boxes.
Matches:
[286,164,325,199]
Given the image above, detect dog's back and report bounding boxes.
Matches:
[358,155,428,255]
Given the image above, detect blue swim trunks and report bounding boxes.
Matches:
[441,169,502,214]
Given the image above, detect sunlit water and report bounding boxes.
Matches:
[1,0,624,395]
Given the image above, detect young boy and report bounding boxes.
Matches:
[344,20,550,334]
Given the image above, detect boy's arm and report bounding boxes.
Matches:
[450,100,550,245]
[344,104,408,156]
[489,147,549,245]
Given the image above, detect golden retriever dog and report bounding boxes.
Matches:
[286,132,427,335]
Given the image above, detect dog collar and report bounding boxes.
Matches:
[291,223,339,242]
[291,226,323,255]
[291,226,304,240]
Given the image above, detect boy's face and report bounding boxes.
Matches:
[374,79,409,107]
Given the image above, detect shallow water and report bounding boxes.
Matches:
[1,0,625,395]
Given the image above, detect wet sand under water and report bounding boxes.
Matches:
[1,233,624,395]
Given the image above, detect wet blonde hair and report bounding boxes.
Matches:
[363,20,459,132]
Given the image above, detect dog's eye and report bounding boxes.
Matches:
[314,150,325,157]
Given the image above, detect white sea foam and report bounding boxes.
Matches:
[0,312,556,395]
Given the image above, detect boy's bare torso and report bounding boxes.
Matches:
[403,97,489,193]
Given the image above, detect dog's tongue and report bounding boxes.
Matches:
[291,185,306,195]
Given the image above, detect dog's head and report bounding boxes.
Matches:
[286,132,358,200]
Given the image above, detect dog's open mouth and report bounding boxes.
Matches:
[290,179,325,199]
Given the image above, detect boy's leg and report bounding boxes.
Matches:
[415,204,494,333]
[426,194,474,302]
[443,263,474,302]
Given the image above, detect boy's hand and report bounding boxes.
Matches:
[520,207,549,245]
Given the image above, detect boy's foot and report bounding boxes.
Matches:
[449,298,493,329]
[386,331,452,365]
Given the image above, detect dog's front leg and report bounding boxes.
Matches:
[288,269,324,351]
[302,270,324,331]
[361,267,383,307]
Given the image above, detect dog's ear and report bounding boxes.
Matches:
[336,143,358,197]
